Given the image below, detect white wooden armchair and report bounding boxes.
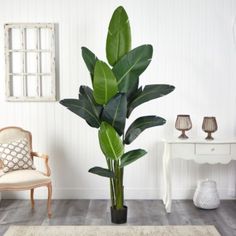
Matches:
[0,127,52,217]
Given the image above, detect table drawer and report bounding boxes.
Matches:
[195,144,230,155]
[171,144,194,158]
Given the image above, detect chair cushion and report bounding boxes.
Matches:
[0,138,35,173]
[0,170,51,190]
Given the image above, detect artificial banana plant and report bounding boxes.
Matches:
[60,6,175,210]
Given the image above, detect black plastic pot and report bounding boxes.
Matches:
[110,205,127,224]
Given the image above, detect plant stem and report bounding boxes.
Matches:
[114,160,123,209]
[110,179,115,207]
[120,134,125,206]
[120,167,124,206]
[107,158,115,207]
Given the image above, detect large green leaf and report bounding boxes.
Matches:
[79,86,102,118]
[106,6,131,66]
[60,98,100,128]
[126,79,139,102]
[127,84,175,117]
[101,93,127,136]
[81,47,98,81]
[98,122,124,160]
[120,149,147,168]
[112,45,153,93]
[124,116,166,144]
[89,166,115,178]
[93,60,118,105]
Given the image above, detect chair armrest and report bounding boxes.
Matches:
[31,152,51,177]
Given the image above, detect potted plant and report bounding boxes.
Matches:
[60,6,175,224]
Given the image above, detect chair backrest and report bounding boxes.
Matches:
[0,127,32,170]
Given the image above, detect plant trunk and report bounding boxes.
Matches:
[107,159,115,207]
[110,179,115,207]
[114,161,124,209]
[107,158,124,210]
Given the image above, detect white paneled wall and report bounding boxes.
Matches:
[0,0,236,199]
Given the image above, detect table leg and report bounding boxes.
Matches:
[162,142,172,213]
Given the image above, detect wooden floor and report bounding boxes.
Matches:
[0,200,235,236]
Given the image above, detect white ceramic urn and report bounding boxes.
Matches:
[193,179,220,209]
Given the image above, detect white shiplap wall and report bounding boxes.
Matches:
[0,0,236,199]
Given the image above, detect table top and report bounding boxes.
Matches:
[162,138,236,144]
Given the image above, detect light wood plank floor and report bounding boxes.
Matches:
[0,200,235,236]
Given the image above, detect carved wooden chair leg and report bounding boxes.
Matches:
[47,183,52,218]
[30,189,34,209]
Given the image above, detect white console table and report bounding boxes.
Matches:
[162,138,236,213]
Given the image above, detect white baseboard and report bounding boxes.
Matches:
[1,187,235,200]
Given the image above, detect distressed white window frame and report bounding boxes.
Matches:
[4,23,56,101]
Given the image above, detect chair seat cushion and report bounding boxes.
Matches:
[0,170,51,190]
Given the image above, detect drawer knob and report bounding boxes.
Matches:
[211,148,215,151]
